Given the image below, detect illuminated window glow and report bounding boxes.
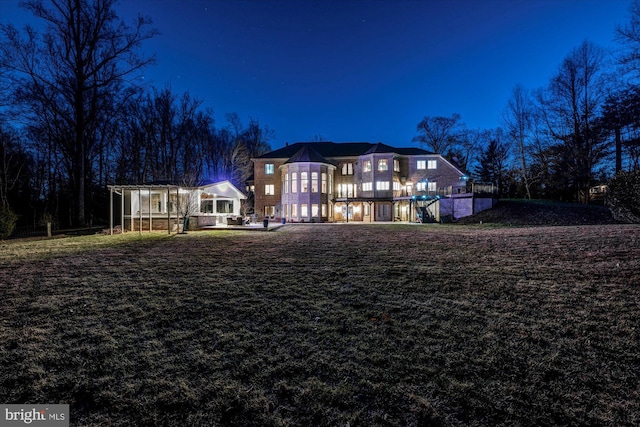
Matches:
[376,181,390,190]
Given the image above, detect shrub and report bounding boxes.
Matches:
[606,170,640,223]
[0,205,18,239]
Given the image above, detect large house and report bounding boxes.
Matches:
[250,141,494,223]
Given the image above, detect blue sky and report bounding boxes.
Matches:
[1,0,633,149]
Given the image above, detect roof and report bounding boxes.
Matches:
[108,179,246,199]
[254,141,434,160]
[284,145,333,165]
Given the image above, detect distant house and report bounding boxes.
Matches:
[107,180,246,233]
[250,141,496,223]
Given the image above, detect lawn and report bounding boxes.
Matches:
[1,223,639,426]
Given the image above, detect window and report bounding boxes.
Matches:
[338,184,355,198]
[416,182,427,191]
[301,204,308,217]
[217,200,233,213]
[363,160,372,172]
[322,204,327,217]
[321,173,327,193]
[417,160,426,170]
[291,203,297,217]
[376,181,390,191]
[292,172,297,193]
[428,181,437,192]
[265,184,275,195]
[283,204,288,218]
[284,173,289,193]
[428,160,437,169]
[311,172,318,192]
[312,204,319,217]
[341,163,353,175]
[378,159,388,171]
[200,199,213,214]
[406,183,412,195]
[393,181,401,191]
[301,172,308,192]
[264,205,275,216]
[362,182,373,191]
[265,163,275,174]
[328,173,333,194]
[394,159,400,172]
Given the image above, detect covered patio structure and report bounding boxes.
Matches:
[107,180,246,235]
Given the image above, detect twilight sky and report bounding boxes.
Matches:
[1,0,634,150]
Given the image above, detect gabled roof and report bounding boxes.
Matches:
[363,142,398,154]
[254,141,434,160]
[285,145,333,165]
[199,180,247,199]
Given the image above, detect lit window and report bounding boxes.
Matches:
[362,182,372,191]
[284,173,289,193]
[265,184,275,195]
[378,159,388,171]
[363,160,372,172]
[321,172,327,193]
[292,172,297,193]
[264,205,275,216]
[393,181,401,191]
[291,203,297,217]
[338,184,355,198]
[416,182,427,191]
[321,204,327,217]
[394,159,400,172]
[265,163,275,174]
[312,204,319,217]
[341,163,353,175]
[428,181,437,192]
[328,173,333,194]
[428,160,437,169]
[417,160,426,170]
[301,204,308,217]
[301,172,308,192]
[311,172,318,192]
[376,181,390,190]
[406,183,412,195]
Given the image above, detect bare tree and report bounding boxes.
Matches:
[503,85,536,199]
[0,0,156,226]
[538,41,611,204]
[616,0,640,78]
[0,127,24,210]
[412,113,463,154]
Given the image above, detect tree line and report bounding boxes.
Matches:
[413,2,640,206]
[2,0,640,235]
[0,0,273,232]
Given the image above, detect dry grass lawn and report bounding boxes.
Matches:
[1,223,639,426]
